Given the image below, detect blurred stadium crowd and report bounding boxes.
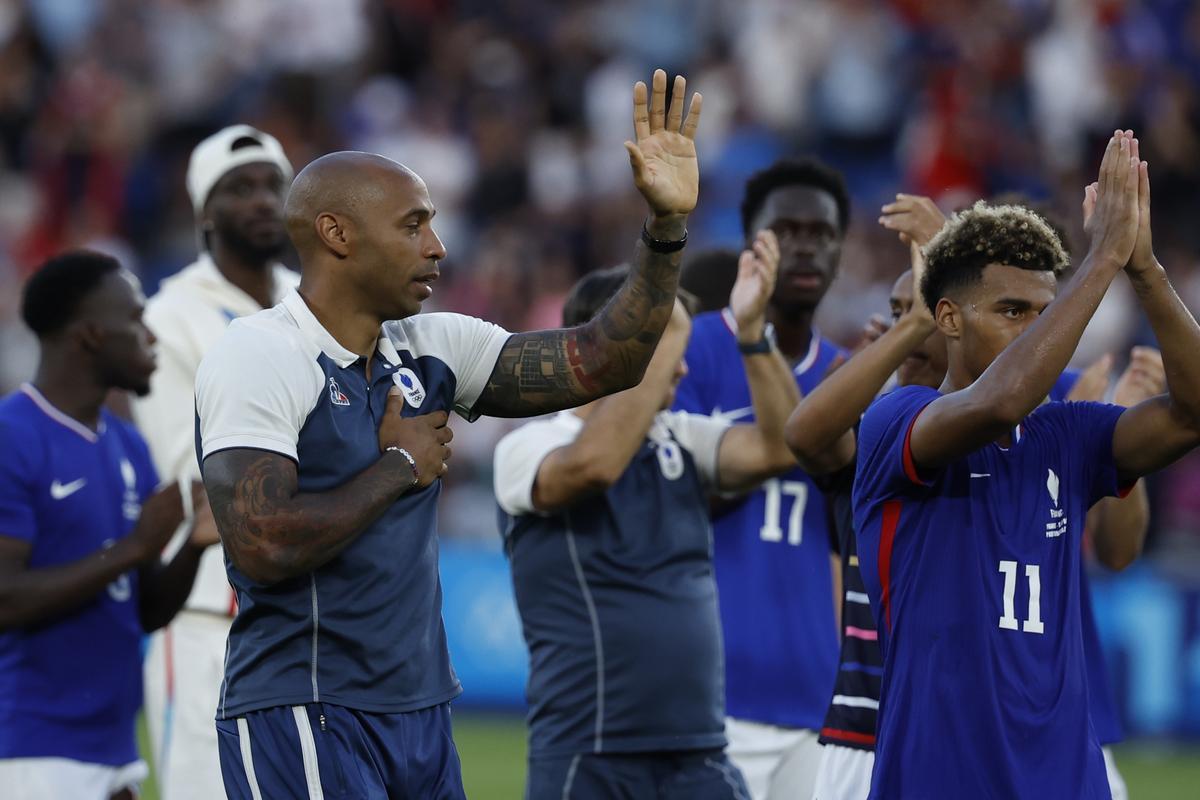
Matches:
[1,0,1200,553]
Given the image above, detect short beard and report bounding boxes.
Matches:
[768,296,819,320]
[211,225,286,266]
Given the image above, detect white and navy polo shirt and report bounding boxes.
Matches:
[195,289,510,719]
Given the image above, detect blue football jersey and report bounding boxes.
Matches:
[0,385,157,766]
[854,385,1124,799]
[672,309,840,729]
[1051,368,1122,744]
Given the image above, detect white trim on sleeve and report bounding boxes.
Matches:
[661,410,731,487]
[195,311,323,464]
[385,313,511,420]
[494,413,581,517]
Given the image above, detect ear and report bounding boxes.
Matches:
[315,212,351,258]
[71,319,105,354]
[935,297,964,340]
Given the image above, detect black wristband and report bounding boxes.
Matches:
[737,337,772,355]
[641,221,688,253]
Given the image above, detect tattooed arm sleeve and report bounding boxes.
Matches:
[202,448,416,585]
[473,217,686,418]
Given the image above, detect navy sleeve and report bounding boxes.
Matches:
[855,385,942,503]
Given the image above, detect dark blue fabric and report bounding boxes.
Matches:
[526,750,749,800]
[854,385,1122,799]
[216,702,465,799]
[0,389,157,765]
[501,423,727,758]
[671,311,841,729]
[1051,367,1123,744]
[209,348,464,718]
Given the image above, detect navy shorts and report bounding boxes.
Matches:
[527,749,750,800]
[216,702,465,799]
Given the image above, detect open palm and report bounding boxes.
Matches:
[626,69,702,217]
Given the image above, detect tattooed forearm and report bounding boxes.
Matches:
[475,225,685,418]
[203,448,414,585]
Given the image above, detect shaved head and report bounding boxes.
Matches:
[284,150,447,321]
[285,151,423,257]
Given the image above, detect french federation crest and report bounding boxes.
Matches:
[394,368,426,408]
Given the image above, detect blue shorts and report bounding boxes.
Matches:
[527,749,749,800]
[216,702,465,799]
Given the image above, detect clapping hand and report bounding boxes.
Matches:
[1083,131,1142,273]
[1114,347,1166,407]
[730,230,780,344]
[879,194,946,248]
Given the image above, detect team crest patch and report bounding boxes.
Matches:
[329,377,351,406]
[1046,468,1067,537]
[394,368,426,407]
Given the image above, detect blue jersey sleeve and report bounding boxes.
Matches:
[1032,400,1127,505]
[0,419,39,543]
[856,385,942,501]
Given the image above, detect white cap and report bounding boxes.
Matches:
[186,125,293,214]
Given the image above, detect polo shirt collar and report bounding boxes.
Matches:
[281,290,367,369]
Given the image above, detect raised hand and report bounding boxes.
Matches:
[879,194,946,247]
[1126,136,1158,277]
[730,230,780,343]
[378,393,454,488]
[626,69,702,219]
[1113,346,1166,407]
[1066,354,1114,403]
[1084,130,1141,272]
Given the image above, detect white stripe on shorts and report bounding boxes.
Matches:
[236,718,264,800]
[291,706,326,800]
[831,694,880,710]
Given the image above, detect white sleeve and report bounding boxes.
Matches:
[493,420,578,517]
[664,410,731,487]
[132,302,204,482]
[396,313,511,420]
[195,322,322,462]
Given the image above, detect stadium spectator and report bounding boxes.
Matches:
[494,230,798,798]
[672,157,849,800]
[0,250,218,800]
[194,70,701,798]
[131,125,297,800]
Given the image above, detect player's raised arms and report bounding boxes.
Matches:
[906,132,1145,470]
[474,69,702,417]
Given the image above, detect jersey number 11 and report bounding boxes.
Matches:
[998,560,1044,634]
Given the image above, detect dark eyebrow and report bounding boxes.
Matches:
[401,207,435,222]
[994,298,1034,310]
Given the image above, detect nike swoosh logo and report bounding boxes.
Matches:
[970,473,991,479]
[50,478,87,500]
[712,405,754,422]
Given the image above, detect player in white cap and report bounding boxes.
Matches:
[131,124,298,800]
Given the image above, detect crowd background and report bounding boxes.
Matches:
[1,1,1199,568]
